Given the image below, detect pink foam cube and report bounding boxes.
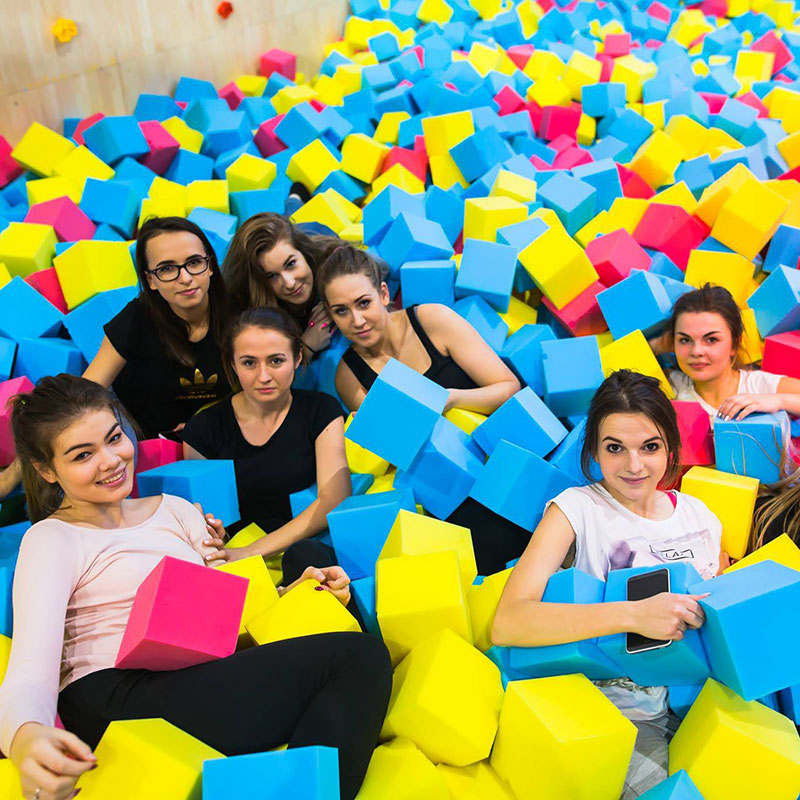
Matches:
[762,331,800,380]
[540,106,581,140]
[752,30,794,75]
[131,437,183,497]
[698,92,727,114]
[507,44,535,70]
[552,146,593,170]
[633,205,709,270]
[24,197,96,242]
[597,53,615,82]
[309,99,328,112]
[604,33,631,57]
[586,229,652,286]
[382,147,427,182]
[24,268,68,313]
[219,81,245,110]
[137,121,180,175]
[0,377,34,466]
[618,164,656,199]
[672,401,714,466]
[254,116,287,157]
[116,556,248,670]
[647,2,671,22]
[542,281,608,336]
[73,113,105,146]
[259,48,297,80]
[0,136,23,188]
[737,91,769,118]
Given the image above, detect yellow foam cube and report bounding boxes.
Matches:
[652,181,698,215]
[767,178,800,227]
[576,112,597,146]
[610,54,657,102]
[725,533,800,574]
[600,329,674,397]
[225,153,276,193]
[382,629,504,766]
[564,50,603,100]
[468,42,503,76]
[669,678,800,800]
[345,413,390,477]
[642,100,666,131]
[629,131,684,189]
[684,250,756,308]
[291,192,351,234]
[313,74,345,106]
[523,50,565,80]
[491,675,637,800]
[0,632,10,684]
[422,111,475,157]
[186,180,229,214]
[605,197,650,234]
[370,163,425,198]
[444,408,488,435]
[575,211,611,247]
[526,74,573,107]
[139,195,186,228]
[699,127,745,159]
[766,86,800,134]
[11,121,76,177]
[287,139,341,192]
[226,522,267,550]
[246,579,359,644]
[739,307,764,365]
[498,295,538,334]
[468,0,503,20]
[162,118,203,153]
[374,111,411,145]
[0,222,57,278]
[519,224,599,309]
[272,84,318,115]
[669,9,715,47]
[76,720,222,796]
[357,737,450,799]
[694,163,756,227]
[234,74,268,96]
[464,197,528,242]
[216,555,279,635]
[149,176,188,208]
[344,16,376,48]
[735,50,776,86]
[341,133,391,183]
[333,64,363,95]
[340,222,364,242]
[367,470,398,494]
[468,567,513,651]
[417,0,454,23]
[53,145,115,190]
[377,550,472,663]
[665,115,710,161]
[490,170,537,204]
[777,129,800,169]
[53,240,137,309]
[0,760,22,799]
[26,176,81,205]
[711,179,789,260]
[680,466,759,559]
[437,761,515,799]
[428,153,469,190]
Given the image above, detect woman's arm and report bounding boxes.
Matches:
[0,458,22,501]
[417,304,520,415]
[334,360,367,412]
[241,417,351,559]
[717,377,800,420]
[83,336,127,389]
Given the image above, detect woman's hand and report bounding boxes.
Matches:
[717,393,783,421]
[280,565,351,607]
[647,330,673,356]
[10,722,96,800]
[302,303,333,356]
[629,592,708,641]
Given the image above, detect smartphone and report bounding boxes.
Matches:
[626,568,672,654]
[158,429,183,443]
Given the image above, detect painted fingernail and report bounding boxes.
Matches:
[314,585,324,591]
[321,323,328,328]
[308,321,315,327]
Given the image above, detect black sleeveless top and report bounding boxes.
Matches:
[341,305,478,392]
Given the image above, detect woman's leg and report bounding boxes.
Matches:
[59,632,392,800]
[620,712,679,799]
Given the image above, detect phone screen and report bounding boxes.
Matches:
[626,568,671,654]
[158,430,183,443]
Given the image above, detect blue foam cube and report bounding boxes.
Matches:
[638,771,704,800]
[63,286,138,361]
[275,103,328,149]
[607,108,655,150]
[133,94,183,122]
[597,270,672,339]
[507,568,622,679]
[764,224,800,273]
[114,157,157,197]
[82,116,150,165]
[581,82,627,117]
[473,386,568,457]
[778,683,800,724]
[229,188,286,223]
[376,213,453,277]
[500,323,557,395]
[541,337,604,418]
[164,149,215,185]
[174,77,218,103]
[598,563,711,687]
[400,260,456,307]
[713,411,786,484]
[136,460,240,527]
[450,128,514,183]
[668,683,703,718]
[537,172,597,235]
[453,296,508,352]
[345,358,448,470]
[80,178,142,237]
[13,338,86,383]
[351,575,380,635]
[362,186,426,247]
[748,264,800,337]
[485,645,528,689]
[0,338,16,382]
[0,278,63,342]
[424,185,464,246]
[454,239,517,312]
[546,416,602,486]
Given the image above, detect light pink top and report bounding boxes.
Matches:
[0,494,216,757]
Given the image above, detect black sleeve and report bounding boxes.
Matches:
[182,405,225,459]
[103,299,142,361]
[309,391,346,441]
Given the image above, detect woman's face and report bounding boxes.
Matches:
[323,273,391,347]
[144,231,213,314]
[595,412,669,505]
[673,311,737,383]
[232,326,300,404]
[259,240,314,307]
[41,409,136,506]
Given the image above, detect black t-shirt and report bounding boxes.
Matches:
[181,390,344,534]
[104,298,230,439]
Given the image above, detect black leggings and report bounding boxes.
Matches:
[58,633,392,800]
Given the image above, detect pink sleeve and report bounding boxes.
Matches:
[0,522,79,757]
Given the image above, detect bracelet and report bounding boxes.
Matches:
[304,342,318,355]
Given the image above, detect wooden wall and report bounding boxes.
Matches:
[0,1,349,144]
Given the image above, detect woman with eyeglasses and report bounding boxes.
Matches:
[83,217,232,440]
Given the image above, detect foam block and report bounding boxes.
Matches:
[541,336,604,418]
[599,329,674,398]
[24,267,68,313]
[762,330,800,379]
[467,568,512,652]
[377,212,453,275]
[53,239,137,309]
[725,534,800,576]
[0,756,22,797]
[0,278,63,342]
[713,411,786,483]
[400,259,456,307]
[490,674,637,800]
[454,296,508,352]
[672,402,714,466]
[436,761,515,800]
[24,196,96,242]
[639,771,704,800]
[79,177,141,237]
[63,285,138,361]
[215,555,280,636]
[747,265,800,337]
[357,737,449,799]
[597,270,673,340]
[343,412,390,477]
[13,337,85,383]
[463,197,528,242]
[500,323,557,395]
[537,172,597,235]
[382,628,504,766]
[286,139,341,192]
[10,121,76,177]
[0,222,58,278]
[585,229,651,286]
[633,204,708,270]
[82,116,150,165]
[260,48,297,80]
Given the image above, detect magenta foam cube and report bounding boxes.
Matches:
[539,106,581,141]
[131,438,183,498]
[138,121,180,176]
[219,81,245,110]
[0,136,23,187]
[259,49,297,80]
[0,376,34,466]
[586,229,651,286]
[24,268,68,314]
[24,197,96,243]
[73,113,105,146]
[542,281,608,336]
[673,401,714,466]
[115,555,247,670]
[762,331,800,380]
[254,116,287,157]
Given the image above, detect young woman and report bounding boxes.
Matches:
[316,244,525,574]
[83,216,232,440]
[493,370,723,798]
[181,307,351,577]
[0,375,391,800]
[651,284,800,422]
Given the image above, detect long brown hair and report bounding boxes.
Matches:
[752,469,800,549]
[135,216,231,368]
[316,243,385,302]
[10,375,134,523]
[222,213,340,312]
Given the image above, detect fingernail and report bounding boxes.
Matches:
[308,321,315,327]
[321,323,328,328]
[314,585,324,591]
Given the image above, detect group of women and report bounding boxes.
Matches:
[0,209,799,800]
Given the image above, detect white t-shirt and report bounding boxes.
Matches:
[548,484,722,721]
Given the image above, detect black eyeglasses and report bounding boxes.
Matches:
[147,255,210,282]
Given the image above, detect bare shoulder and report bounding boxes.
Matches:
[415,302,460,331]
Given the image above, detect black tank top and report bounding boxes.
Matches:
[341,305,478,392]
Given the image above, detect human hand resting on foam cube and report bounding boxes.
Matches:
[279,565,352,607]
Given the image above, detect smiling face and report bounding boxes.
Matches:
[232,325,301,404]
[323,273,391,347]
[39,409,136,506]
[595,412,669,505]
[673,311,737,383]
[144,231,212,314]
[258,239,315,307]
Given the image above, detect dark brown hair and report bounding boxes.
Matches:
[581,370,681,485]
[136,216,231,368]
[316,243,384,303]
[669,284,744,360]
[222,306,304,390]
[10,375,134,523]
[222,213,340,312]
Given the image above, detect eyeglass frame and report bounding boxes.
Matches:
[146,254,211,283]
